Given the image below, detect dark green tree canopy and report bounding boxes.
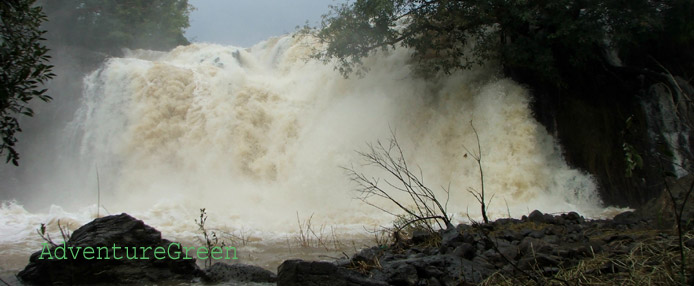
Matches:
[39,0,193,54]
[315,0,693,87]
[0,0,54,165]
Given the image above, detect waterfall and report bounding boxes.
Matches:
[0,34,603,273]
[67,34,601,227]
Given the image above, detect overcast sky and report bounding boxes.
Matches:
[185,0,344,47]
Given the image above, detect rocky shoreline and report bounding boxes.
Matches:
[15,205,694,285]
[276,210,693,285]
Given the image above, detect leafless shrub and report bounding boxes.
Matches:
[345,130,452,234]
[295,212,343,251]
[463,120,492,224]
[37,220,71,246]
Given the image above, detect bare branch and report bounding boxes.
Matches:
[345,131,452,232]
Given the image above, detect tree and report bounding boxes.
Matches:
[0,0,54,165]
[315,0,692,87]
[39,0,193,54]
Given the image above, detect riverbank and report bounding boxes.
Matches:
[11,203,693,285]
[277,209,692,285]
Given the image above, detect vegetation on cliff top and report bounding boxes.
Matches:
[315,0,693,87]
[38,0,193,54]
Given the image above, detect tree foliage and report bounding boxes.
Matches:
[39,0,193,54]
[315,0,693,87]
[0,0,54,165]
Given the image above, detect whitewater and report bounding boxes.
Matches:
[0,34,604,274]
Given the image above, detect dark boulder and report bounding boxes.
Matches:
[374,260,418,286]
[526,210,557,224]
[452,243,476,260]
[372,254,492,286]
[636,174,694,229]
[561,211,585,223]
[612,211,640,226]
[17,213,201,285]
[277,259,386,286]
[352,245,384,264]
[440,227,464,248]
[203,262,276,283]
[527,210,544,221]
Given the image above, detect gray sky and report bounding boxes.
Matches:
[185,0,343,47]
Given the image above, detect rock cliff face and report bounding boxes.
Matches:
[530,71,694,208]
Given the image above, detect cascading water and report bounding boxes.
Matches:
[0,34,604,274]
[643,82,693,177]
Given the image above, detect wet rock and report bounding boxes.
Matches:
[471,255,495,272]
[528,210,545,222]
[613,211,639,225]
[526,210,557,224]
[497,244,519,261]
[561,211,585,223]
[567,233,587,243]
[547,225,566,236]
[204,262,276,283]
[566,223,584,234]
[17,213,201,285]
[528,230,545,239]
[519,237,552,255]
[353,246,383,264]
[277,260,339,286]
[455,258,493,284]
[452,243,476,260]
[374,254,490,286]
[440,228,463,248]
[374,261,418,286]
[277,259,386,286]
[497,229,523,242]
[336,268,391,286]
[518,228,534,238]
[636,174,694,229]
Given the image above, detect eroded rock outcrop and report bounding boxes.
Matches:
[17,213,201,284]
